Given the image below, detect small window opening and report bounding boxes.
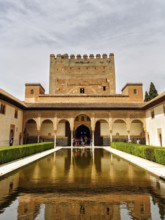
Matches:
[151,110,155,119]
[80,205,85,214]
[0,104,6,114]
[107,207,110,215]
[103,86,106,91]
[140,204,145,214]
[133,89,137,94]
[80,88,85,94]
[14,109,18,119]
[30,89,34,94]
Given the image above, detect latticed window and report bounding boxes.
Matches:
[80,88,85,93]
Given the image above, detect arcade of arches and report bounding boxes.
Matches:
[24,112,145,146]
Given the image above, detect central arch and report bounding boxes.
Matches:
[75,125,91,145]
[75,125,91,138]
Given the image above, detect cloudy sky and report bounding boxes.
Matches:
[0,0,165,100]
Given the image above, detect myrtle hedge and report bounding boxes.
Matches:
[111,142,165,165]
[0,142,54,165]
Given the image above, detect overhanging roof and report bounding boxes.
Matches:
[0,89,26,109]
[25,102,144,110]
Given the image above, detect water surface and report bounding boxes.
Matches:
[0,148,165,220]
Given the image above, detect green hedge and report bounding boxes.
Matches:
[0,142,54,165]
[111,142,165,165]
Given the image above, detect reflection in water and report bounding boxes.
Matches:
[0,148,165,220]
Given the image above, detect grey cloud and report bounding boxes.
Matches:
[0,0,165,99]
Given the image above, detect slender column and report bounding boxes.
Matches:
[126,118,131,142]
[53,114,58,148]
[90,115,95,147]
[145,130,149,145]
[70,117,74,147]
[127,130,131,142]
[37,130,40,143]
[110,130,113,145]
[37,115,41,143]
[109,116,113,145]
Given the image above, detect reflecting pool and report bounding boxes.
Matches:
[0,148,165,220]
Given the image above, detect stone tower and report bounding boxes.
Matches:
[49,53,116,95]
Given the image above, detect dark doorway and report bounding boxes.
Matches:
[9,125,15,146]
[159,133,162,147]
[75,125,91,145]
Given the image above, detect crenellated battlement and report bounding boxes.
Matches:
[50,53,114,62]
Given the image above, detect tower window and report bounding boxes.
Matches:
[103,86,106,91]
[133,89,137,94]
[80,88,85,94]
[30,89,34,94]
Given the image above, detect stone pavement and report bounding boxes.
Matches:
[104,146,165,179]
[0,147,62,177]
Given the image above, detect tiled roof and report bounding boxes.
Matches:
[0,89,26,109]
[142,92,165,109]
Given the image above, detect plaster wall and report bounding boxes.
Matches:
[0,100,23,147]
[146,103,165,146]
